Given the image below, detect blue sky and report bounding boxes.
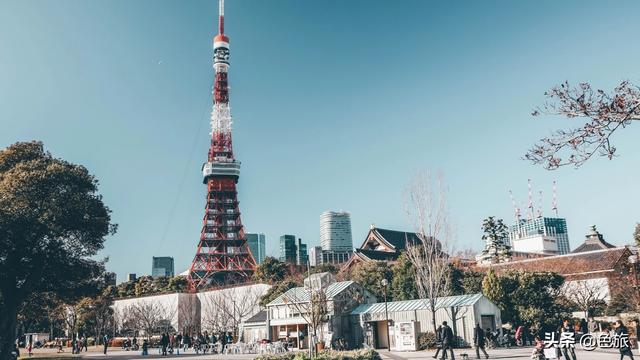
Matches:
[2,0,640,282]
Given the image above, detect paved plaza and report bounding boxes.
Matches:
[21,346,636,360]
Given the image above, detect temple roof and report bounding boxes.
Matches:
[571,225,617,253]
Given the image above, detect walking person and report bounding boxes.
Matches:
[161,333,168,355]
[440,321,455,360]
[102,334,109,355]
[474,324,489,359]
[633,319,640,357]
[433,325,448,359]
[559,319,577,360]
[615,320,635,360]
[175,333,182,355]
[142,339,149,356]
[82,337,88,352]
[27,339,33,357]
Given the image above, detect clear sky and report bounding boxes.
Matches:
[2,0,640,282]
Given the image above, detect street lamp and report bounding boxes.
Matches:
[629,254,639,308]
[381,278,391,351]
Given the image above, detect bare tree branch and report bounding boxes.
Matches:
[526,81,640,169]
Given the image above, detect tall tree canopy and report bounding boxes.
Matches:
[253,256,288,285]
[350,261,393,302]
[480,217,512,264]
[0,141,116,358]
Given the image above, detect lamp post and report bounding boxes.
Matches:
[381,278,391,351]
[629,254,639,309]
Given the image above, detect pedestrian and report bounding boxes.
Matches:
[175,333,182,354]
[433,325,447,359]
[56,338,64,353]
[615,320,635,360]
[142,339,149,356]
[579,319,588,334]
[102,334,109,355]
[82,337,88,352]
[440,321,455,360]
[559,319,577,360]
[27,339,33,357]
[588,317,598,333]
[182,333,190,353]
[474,323,489,359]
[161,333,168,355]
[633,319,640,356]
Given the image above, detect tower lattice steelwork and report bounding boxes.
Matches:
[188,0,256,290]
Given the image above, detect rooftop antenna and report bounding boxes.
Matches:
[509,190,521,221]
[537,190,543,218]
[551,180,558,216]
[527,179,534,220]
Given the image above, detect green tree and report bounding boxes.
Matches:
[351,261,393,301]
[391,253,419,300]
[0,141,116,358]
[446,264,465,296]
[167,276,189,292]
[480,217,512,263]
[253,256,288,284]
[310,263,338,275]
[634,223,640,248]
[482,268,505,306]
[461,270,485,294]
[259,278,300,307]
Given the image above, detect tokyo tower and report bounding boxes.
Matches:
[187,0,257,290]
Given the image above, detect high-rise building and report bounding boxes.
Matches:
[187,0,257,289]
[127,273,137,282]
[297,238,308,267]
[320,211,353,251]
[279,235,308,266]
[509,217,570,255]
[310,245,352,267]
[152,256,175,278]
[104,272,117,286]
[246,233,266,264]
[279,235,297,264]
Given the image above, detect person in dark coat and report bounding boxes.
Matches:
[161,333,168,355]
[440,321,455,360]
[102,334,109,355]
[474,324,489,359]
[615,320,635,360]
[433,325,444,359]
[559,319,577,360]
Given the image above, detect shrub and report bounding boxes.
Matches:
[255,349,381,360]
[418,331,437,350]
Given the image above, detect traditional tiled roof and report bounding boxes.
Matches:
[571,225,617,253]
[485,247,629,278]
[267,281,355,306]
[356,248,400,261]
[351,293,484,315]
[373,228,421,251]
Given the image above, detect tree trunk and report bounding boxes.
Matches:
[431,309,437,336]
[0,297,20,360]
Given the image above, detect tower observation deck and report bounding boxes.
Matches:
[187,0,257,290]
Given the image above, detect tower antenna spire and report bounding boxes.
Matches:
[537,190,543,218]
[218,0,225,34]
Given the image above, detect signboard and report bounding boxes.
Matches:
[393,321,419,351]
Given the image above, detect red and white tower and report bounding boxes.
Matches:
[188,0,257,290]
